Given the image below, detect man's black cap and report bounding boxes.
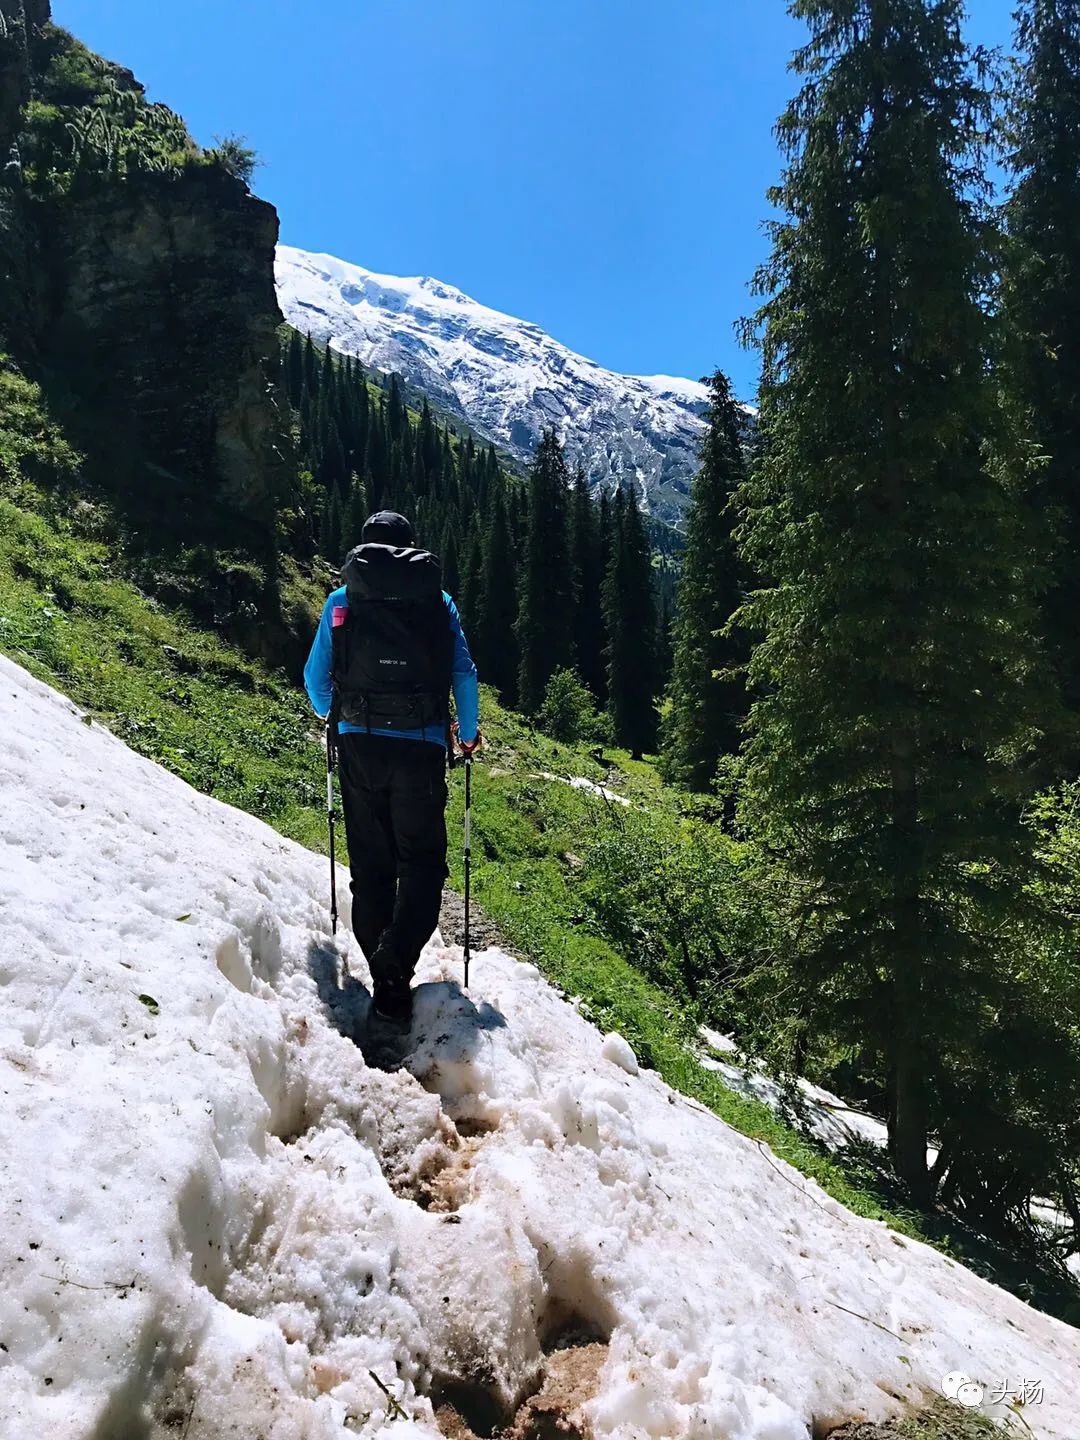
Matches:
[361,510,415,546]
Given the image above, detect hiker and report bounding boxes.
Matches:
[304,510,481,1025]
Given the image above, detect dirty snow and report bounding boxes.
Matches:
[2,652,1080,1439]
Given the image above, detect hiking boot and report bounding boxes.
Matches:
[369,930,414,1028]
[371,977,412,1028]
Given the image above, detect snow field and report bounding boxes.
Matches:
[1,652,1079,1439]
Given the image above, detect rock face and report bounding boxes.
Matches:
[0,12,293,645]
[44,166,287,529]
[0,0,45,156]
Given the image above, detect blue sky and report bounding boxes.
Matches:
[52,0,1017,398]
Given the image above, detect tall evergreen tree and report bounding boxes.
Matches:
[387,374,406,442]
[654,567,676,699]
[365,403,389,509]
[319,485,344,564]
[660,371,747,791]
[477,486,519,705]
[459,524,485,632]
[1005,0,1080,756]
[739,0,1053,1204]
[285,329,304,406]
[345,473,370,552]
[569,464,607,701]
[516,430,574,714]
[440,518,461,598]
[603,486,657,758]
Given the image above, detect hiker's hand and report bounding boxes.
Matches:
[453,722,482,756]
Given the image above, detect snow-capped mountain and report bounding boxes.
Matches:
[275,244,710,525]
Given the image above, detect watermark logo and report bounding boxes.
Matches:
[941,1372,984,1408]
[940,1373,1045,1409]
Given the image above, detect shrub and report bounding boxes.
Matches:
[537,666,599,744]
[207,134,258,184]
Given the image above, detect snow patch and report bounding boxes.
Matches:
[2,653,1079,1438]
[533,771,632,806]
[601,1032,640,1077]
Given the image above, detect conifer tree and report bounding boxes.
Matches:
[570,465,606,701]
[1005,0,1080,751]
[655,572,675,699]
[739,0,1053,1204]
[319,485,344,563]
[365,405,388,509]
[440,519,460,598]
[661,371,747,790]
[418,398,438,475]
[286,329,304,406]
[345,473,370,552]
[302,333,318,396]
[459,525,485,633]
[477,486,518,705]
[594,489,614,708]
[388,374,406,442]
[516,430,574,714]
[603,485,657,758]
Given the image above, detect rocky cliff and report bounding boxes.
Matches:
[43,164,287,532]
[0,3,295,649]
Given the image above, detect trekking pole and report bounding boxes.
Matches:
[326,718,338,935]
[463,753,472,990]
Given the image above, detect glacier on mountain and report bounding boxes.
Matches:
[275,245,711,525]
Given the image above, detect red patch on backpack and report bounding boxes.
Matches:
[331,605,348,628]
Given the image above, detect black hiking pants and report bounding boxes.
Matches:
[336,732,448,989]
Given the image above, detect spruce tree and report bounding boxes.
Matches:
[388,374,406,442]
[603,485,657,758]
[459,524,485,632]
[365,403,389,509]
[1005,0,1080,751]
[477,486,519,705]
[319,485,344,563]
[440,519,460,598]
[740,0,1052,1204]
[516,430,574,714]
[570,465,607,702]
[661,371,747,791]
[594,489,614,708]
[285,329,304,407]
[654,568,676,699]
[345,473,369,553]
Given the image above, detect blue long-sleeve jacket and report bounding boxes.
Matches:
[304,586,479,748]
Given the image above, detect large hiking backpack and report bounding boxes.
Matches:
[331,543,453,734]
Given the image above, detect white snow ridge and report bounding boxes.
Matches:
[2,651,1079,1439]
[274,245,710,526]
